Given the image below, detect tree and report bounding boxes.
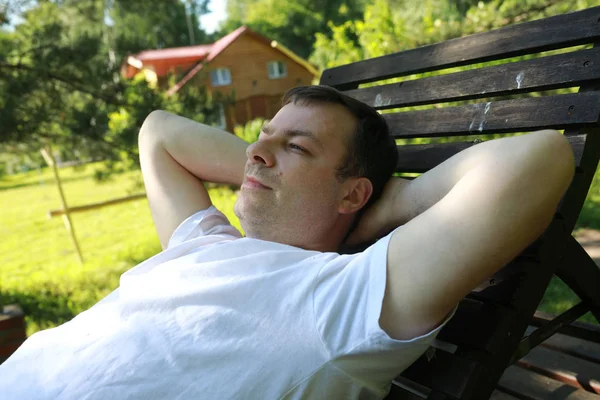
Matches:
[310,0,597,71]
[0,0,217,177]
[220,0,367,58]
[111,0,210,55]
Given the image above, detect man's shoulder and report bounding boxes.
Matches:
[167,206,242,248]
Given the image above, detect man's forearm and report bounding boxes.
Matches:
[139,110,248,186]
[394,130,574,225]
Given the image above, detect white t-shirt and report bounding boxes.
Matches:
[0,206,451,399]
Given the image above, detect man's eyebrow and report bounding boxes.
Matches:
[261,124,323,148]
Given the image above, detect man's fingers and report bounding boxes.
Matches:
[344,222,373,246]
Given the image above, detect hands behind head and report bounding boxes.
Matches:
[340,177,410,253]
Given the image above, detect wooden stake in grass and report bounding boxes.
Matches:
[40,147,84,265]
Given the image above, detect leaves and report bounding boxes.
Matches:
[309,0,596,71]
[0,0,216,179]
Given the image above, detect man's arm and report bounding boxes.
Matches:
[352,130,575,340]
[139,110,248,249]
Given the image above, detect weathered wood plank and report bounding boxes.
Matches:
[436,298,516,352]
[345,48,600,110]
[0,327,26,346]
[555,235,600,322]
[512,302,591,363]
[464,220,569,399]
[394,135,586,173]
[518,346,600,394]
[386,378,429,400]
[321,7,600,87]
[538,332,600,365]
[384,92,600,139]
[385,383,425,400]
[532,310,600,344]
[498,366,600,400]
[489,390,522,400]
[399,349,480,399]
[559,123,600,233]
[468,256,541,306]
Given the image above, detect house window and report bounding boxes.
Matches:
[215,104,227,130]
[210,68,232,86]
[268,61,287,79]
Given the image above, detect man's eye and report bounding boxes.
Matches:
[289,143,307,153]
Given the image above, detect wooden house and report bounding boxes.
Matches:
[121,27,319,132]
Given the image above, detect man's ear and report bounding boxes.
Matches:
[339,177,373,215]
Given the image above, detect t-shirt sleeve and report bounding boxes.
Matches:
[167,206,242,248]
[313,228,456,395]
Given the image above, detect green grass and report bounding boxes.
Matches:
[0,162,240,335]
[1,161,598,335]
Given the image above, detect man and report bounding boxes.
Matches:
[0,86,574,399]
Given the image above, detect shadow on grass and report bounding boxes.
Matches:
[0,245,160,336]
[0,174,96,192]
[0,291,78,334]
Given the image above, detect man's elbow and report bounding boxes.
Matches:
[139,110,171,140]
[539,129,576,194]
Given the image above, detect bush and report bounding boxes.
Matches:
[234,118,265,144]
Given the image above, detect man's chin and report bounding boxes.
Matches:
[234,197,263,222]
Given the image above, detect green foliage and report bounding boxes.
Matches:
[309,0,598,71]
[110,0,210,54]
[0,0,216,181]
[234,118,265,144]
[221,0,366,58]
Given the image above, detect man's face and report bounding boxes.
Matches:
[234,101,358,248]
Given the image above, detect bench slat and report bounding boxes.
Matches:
[539,332,600,365]
[517,346,600,394]
[321,7,600,87]
[498,365,600,400]
[489,390,521,400]
[399,349,480,399]
[345,48,600,110]
[384,92,600,138]
[532,310,600,344]
[437,298,515,353]
[385,383,424,400]
[395,135,586,173]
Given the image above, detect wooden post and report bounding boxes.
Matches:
[40,147,84,265]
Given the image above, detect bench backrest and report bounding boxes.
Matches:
[320,7,600,399]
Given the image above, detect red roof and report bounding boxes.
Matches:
[135,44,212,61]
[122,27,249,81]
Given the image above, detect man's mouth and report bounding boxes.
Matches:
[243,176,272,190]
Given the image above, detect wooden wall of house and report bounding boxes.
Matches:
[208,33,316,100]
[188,32,317,131]
[229,95,282,129]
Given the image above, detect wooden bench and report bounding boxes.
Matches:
[0,305,26,365]
[494,311,600,399]
[320,7,600,399]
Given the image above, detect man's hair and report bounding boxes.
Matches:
[282,85,398,211]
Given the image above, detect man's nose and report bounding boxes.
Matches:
[246,140,275,167]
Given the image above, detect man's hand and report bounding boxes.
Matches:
[139,111,248,248]
[344,177,412,246]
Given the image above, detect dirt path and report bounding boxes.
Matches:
[574,228,600,266]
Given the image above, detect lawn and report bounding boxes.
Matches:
[0,161,598,335]
[0,162,240,334]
